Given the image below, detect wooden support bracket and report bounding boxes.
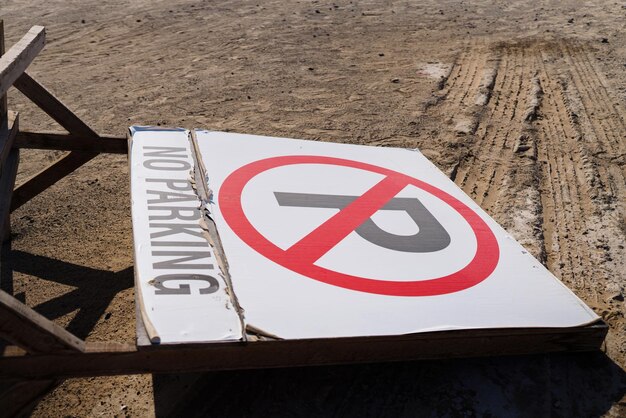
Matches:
[0,29,125,212]
[10,72,107,211]
[14,72,96,137]
[10,151,97,211]
[14,130,127,154]
[0,290,85,354]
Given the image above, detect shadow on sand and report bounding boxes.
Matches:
[1,248,133,339]
[0,246,133,417]
[1,247,624,417]
[153,351,626,417]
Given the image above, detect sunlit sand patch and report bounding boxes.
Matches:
[417,62,451,79]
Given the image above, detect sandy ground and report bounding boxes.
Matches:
[1,0,625,416]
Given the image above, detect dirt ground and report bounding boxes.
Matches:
[1,0,625,416]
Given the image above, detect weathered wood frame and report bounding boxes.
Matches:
[0,22,127,416]
[0,21,608,416]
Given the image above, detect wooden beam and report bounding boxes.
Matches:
[14,131,127,154]
[0,290,85,354]
[10,151,97,212]
[0,113,19,242]
[0,149,18,243]
[0,323,607,380]
[14,72,96,137]
[0,21,11,243]
[0,26,45,98]
[0,20,7,122]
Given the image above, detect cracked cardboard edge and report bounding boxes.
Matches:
[188,130,248,342]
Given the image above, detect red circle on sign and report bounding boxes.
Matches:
[219,156,499,296]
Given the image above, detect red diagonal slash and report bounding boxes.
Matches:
[285,175,407,264]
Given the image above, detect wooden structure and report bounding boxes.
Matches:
[0,22,127,416]
[0,23,607,416]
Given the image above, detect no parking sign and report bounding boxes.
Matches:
[219,155,499,296]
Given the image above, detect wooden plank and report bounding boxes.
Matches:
[10,151,96,212]
[0,21,10,243]
[14,131,127,154]
[0,290,85,354]
[0,20,8,122]
[0,26,45,98]
[0,323,607,380]
[14,72,96,137]
[0,149,18,243]
[0,112,18,242]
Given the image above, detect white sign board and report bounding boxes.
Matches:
[130,127,599,344]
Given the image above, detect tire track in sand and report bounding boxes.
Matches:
[425,39,625,316]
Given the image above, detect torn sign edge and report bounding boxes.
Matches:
[128,126,244,345]
[188,130,249,341]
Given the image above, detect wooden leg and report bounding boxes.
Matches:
[0,148,18,242]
